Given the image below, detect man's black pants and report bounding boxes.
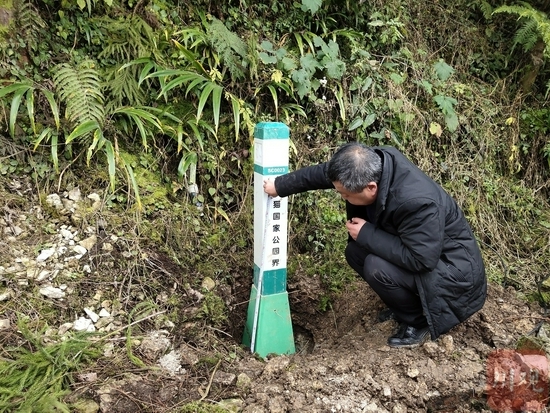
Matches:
[345,241,428,328]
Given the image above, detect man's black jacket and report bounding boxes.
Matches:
[274,146,487,339]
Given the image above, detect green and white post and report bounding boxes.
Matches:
[242,122,295,358]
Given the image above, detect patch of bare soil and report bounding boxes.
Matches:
[94,272,548,413]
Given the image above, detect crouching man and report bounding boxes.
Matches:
[264,142,487,348]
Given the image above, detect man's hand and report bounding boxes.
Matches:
[263,179,278,197]
[346,217,367,240]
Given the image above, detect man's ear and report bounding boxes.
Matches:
[365,182,378,194]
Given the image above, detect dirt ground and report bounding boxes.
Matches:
[92,271,550,413]
[1,177,549,413]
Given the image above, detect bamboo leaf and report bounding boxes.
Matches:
[9,89,25,138]
[197,82,223,133]
[125,163,142,211]
[104,140,117,192]
[41,89,60,130]
[25,88,35,134]
[229,94,241,141]
[66,120,100,144]
[51,134,59,172]
[266,84,279,115]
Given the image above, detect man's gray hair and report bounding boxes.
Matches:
[327,142,382,192]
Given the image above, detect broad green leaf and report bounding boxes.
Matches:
[389,73,405,85]
[325,60,346,79]
[363,113,376,127]
[177,151,197,177]
[419,80,433,95]
[260,41,274,51]
[196,82,223,134]
[275,48,287,60]
[348,117,363,131]
[301,0,322,14]
[434,95,457,116]
[34,127,53,150]
[300,54,320,74]
[281,57,297,71]
[444,113,459,132]
[208,187,216,196]
[86,129,105,164]
[0,82,32,98]
[259,52,277,64]
[434,59,455,81]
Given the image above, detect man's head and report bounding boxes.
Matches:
[327,142,381,205]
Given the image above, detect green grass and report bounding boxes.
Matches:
[0,322,100,413]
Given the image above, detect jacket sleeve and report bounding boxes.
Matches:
[274,163,334,197]
[355,198,444,273]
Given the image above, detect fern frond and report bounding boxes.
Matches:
[96,15,156,61]
[478,1,493,20]
[494,3,550,57]
[206,17,248,80]
[104,65,145,110]
[515,18,541,52]
[15,2,46,45]
[53,60,105,125]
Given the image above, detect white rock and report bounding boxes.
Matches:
[36,270,51,282]
[102,243,113,252]
[83,265,92,273]
[0,289,13,301]
[46,194,63,210]
[84,308,100,323]
[0,319,10,330]
[58,322,74,335]
[79,235,97,251]
[407,367,419,378]
[39,285,65,299]
[73,317,95,332]
[158,350,182,374]
[59,229,74,240]
[99,308,111,318]
[68,187,81,201]
[73,245,87,255]
[88,193,101,202]
[37,248,56,262]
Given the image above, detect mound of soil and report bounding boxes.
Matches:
[94,273,547,413]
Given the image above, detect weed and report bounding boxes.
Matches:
[0,321,100,413]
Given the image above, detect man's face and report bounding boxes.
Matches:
[333,181,378,206]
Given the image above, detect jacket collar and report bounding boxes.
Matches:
[374,148,392,218]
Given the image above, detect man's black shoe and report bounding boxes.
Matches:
[377,308,395,322]
[387,324,430,348]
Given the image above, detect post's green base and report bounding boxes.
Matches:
[242,286,295,358]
